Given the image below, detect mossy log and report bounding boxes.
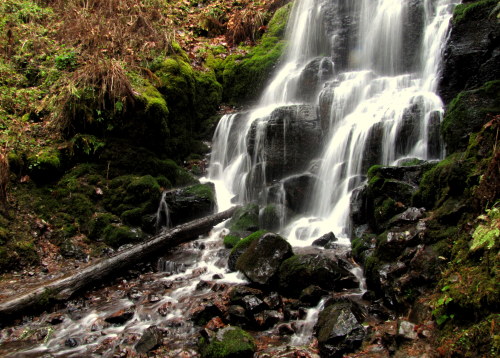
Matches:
[0,206,238,324]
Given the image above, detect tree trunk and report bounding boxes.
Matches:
[0,206,238,324]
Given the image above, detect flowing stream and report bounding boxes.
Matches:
[0,0,458,356]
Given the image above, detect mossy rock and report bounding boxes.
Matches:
[199,326,256,358]
[228,203,259,236]
[103,224,145,248]
[452,0,499,24]
[27,147,62,183]
[89,212,120,241]
[223,234,240,248]
[441,80,500,154]
[227,230,267,272]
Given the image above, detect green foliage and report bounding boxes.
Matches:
[223,234,240,248]
[471,206,500,251]
[55,51,77,71]
[452,0,498,24]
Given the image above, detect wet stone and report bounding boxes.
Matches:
[65,338,79,348]
[104,306,135,325]
[299,285,329,306]
[312,232,338,248]
[227,305,250,326]
[46,314,65,325]
[254,310,284,330]
[397,320,418,340]
[191,303,223,326]
[263,292,282,310]
[135,325,163,354]
[277,323,295,336]
[241,295,267,314]
[148,294,161,303]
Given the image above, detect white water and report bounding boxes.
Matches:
[208,0,457,246]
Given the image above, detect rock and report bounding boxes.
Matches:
[104,306,135,325]
[294,57,335,102]
[438,0,500,104]
[199,326,256,358]
[263,292,282,310]
[254,310,284,330]
[277,323,295,336]
[266,174,320,215]
[227,230,267,272]
[65,338,79,348]
[241,295,267,314]
[236,233,293,286]
[259,204,285,232]
[205,316,226,331]
[247,104,323,184]
[162,183,215,227]
[226,305,250,326]
[388,207,426,227]
[46,314,65,325]
[299,285,329,306]
[397,320,418,340]
[377,222,426,261]
[191,303,223,326]
[135,326,163,353]
[279,254,358,297]
[312,232,338,248]
[316,300,366,358]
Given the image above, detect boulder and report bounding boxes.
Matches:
[247,105,323,183]
[278,254,358,297]
[162,183,215,227]
[294,57,334,102]
[104,306,135,325]
[312,232,338,248]
[316,300,366,357]
[438,0,500,104]
[135,326,163,354]
[236,233,293,285]
[199,326,256,358]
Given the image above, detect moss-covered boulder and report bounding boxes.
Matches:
[227,203,259,237]
[441,81,500,154]
[102,224,146,248]
[278,254,358,297]
[235,233,293,286]
[199,326,256,358]
[162,183,215,226]
[227,230,267,272]
[27,147,62,183]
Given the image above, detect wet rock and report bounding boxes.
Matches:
[388,207,426,227]
[135,325,163,353]
[295,57,335,102]
[312,232,338,248]
[229,286,264,303]
[316,300,366,358]
[299,285,329,306]
[65,337,79,348]
[205,317,226,331]
[247,104,323,183]
[158,301,174,317]
[191,303,223,326]
[377,222,425,261]
[199,326,256,358]
[161,183,215,227]
[439,0,500,104]
[279,254,358,297]
[227,305,250,326]
[277,323,295,336]
[127,288,143,300]
[263,292,283,310]
[266,174,320,215]
[104,306,135,325]
[148,293,161,303]
[46,314,65,325]
[254,310,284,330]
[236,233,293,286]
[241,295,267,314]
[259,204,285,232]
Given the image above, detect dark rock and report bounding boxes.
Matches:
[259,204,285,232]
[395,102,422,157]
[267,174,319,215]
[236,233,293,286]
[279,254,358,297]
[135,326,162,353]
[277,323,295,335]
[299,285,329,306]
[241,295,267,314]
[227,203,259,236]
[427,110,442,159]
[247,104,323,184]
[316,300,366,357]
[161,183,215,227]
[295,57,334,102]
[191,303,223,326]
[439,1,500,104]
[104,306,135,325]
[46,314,65,325]
[254,310,284,330]
[65,338,79,348]
[229,285,264,303]
[227,305,250,326]
[361,122,384,174]
[377,222,426,261]
[263,292,283,310]
[312,232,338,248]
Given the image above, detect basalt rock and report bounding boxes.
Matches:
[247,104,322,183]
[278,253,358,297]
[294,57,334,102]
[236,233,293,286]
[135,326,163,354]
[316,300,366,358]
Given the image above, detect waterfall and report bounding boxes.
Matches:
[155,191,171,232]
[208,0,457,244]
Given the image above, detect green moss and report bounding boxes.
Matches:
[452,0,498,24]
[199,327,256,358]
[89,212,120,241]
[231,230,267,254]
[103,224,144,248]
[27,146,62,183]
[367,164,383,179]
[228,203,259,234]
[223,234,240,248]
[185,183,215,201]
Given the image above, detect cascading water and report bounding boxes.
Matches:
[209,0,457,247]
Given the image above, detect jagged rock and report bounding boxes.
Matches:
[278,254,358,297]
[135,326,163,353]
[388,207,426,227]
[104,306,135,325]
[312,232,338,248]
[316,300,366,357]
[254,310,284,330]
[377,222,426,261]
[236,233,293,285]
[299,285,329,306]
[439,0,500,104]
[241,295,267,314]
[191,303,223,326]
[247,104,322,183]
[263,292,283,310]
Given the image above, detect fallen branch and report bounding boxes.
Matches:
[0,206,238,324]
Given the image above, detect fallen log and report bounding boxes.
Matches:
[0,206,238,325]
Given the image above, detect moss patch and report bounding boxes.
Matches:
[199,327,256,358]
